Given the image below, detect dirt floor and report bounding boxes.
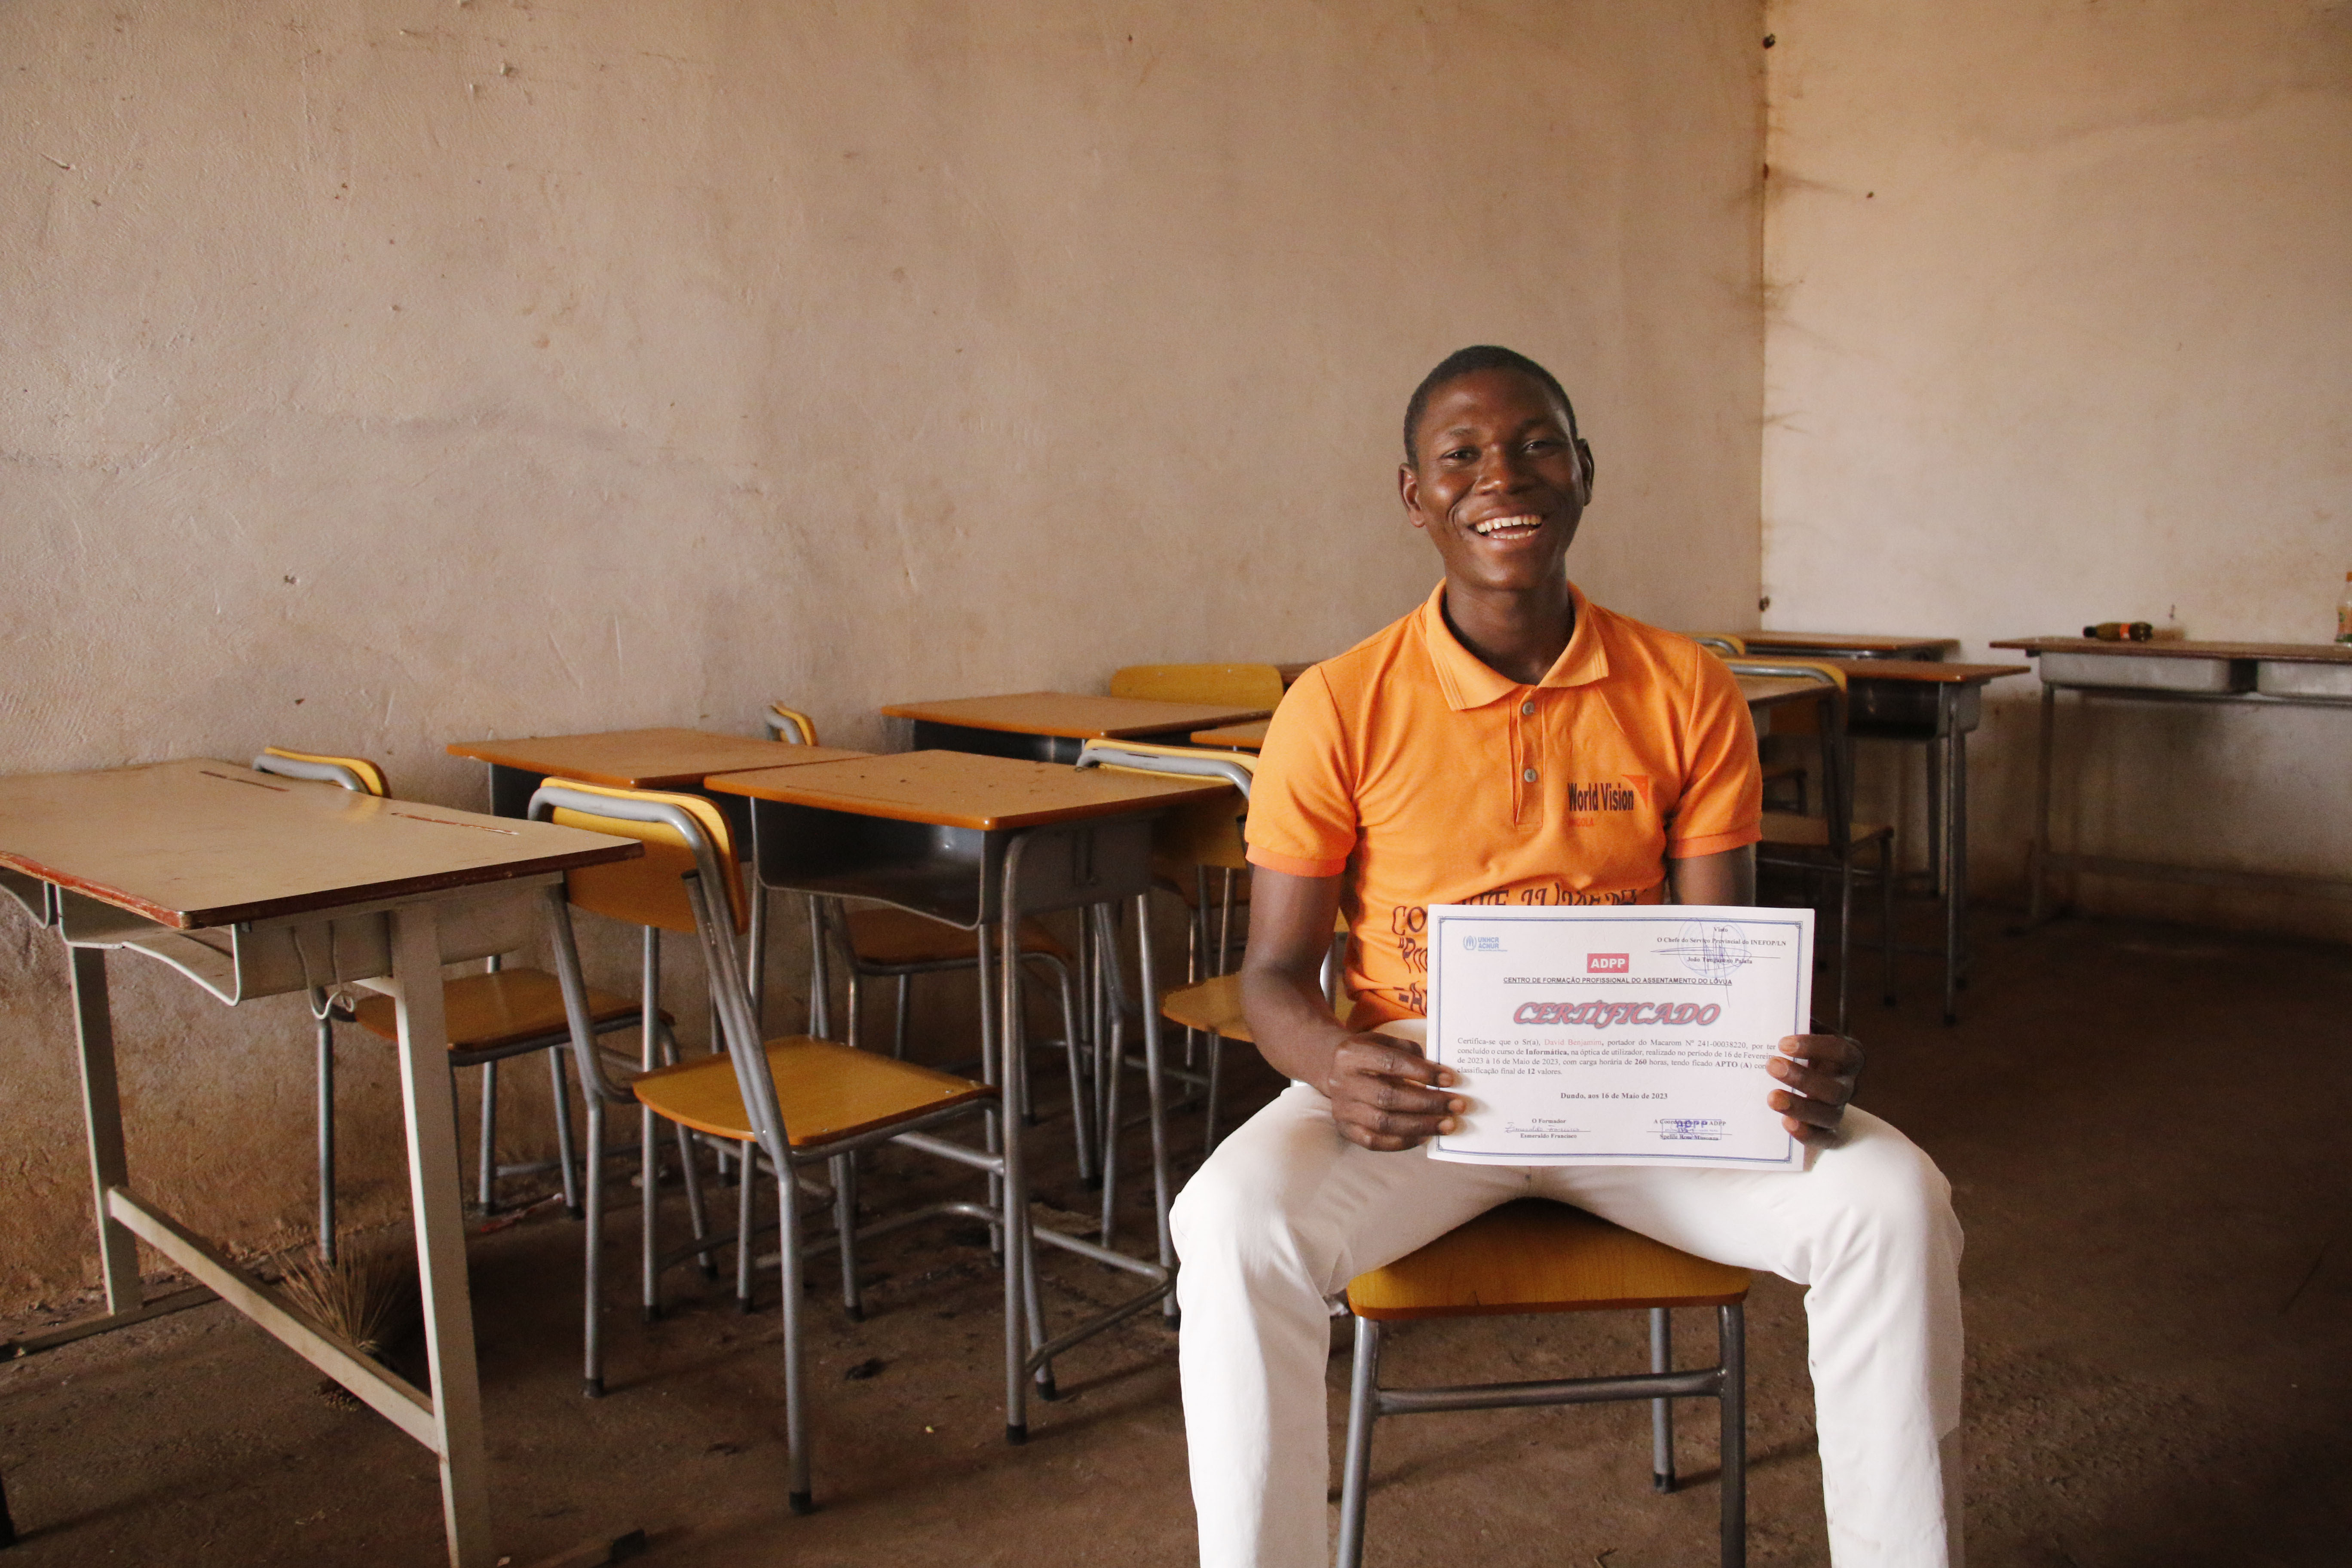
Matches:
[3,905,2349,1567]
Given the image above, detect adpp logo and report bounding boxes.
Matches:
[1463,934,1501,952]
[1587,952,1629,974]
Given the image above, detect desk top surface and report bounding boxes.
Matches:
[1730,630,1960,657]
[707,750,1237,831]
[880,691,1272,739]
[1827,658,2031,684]
[0,759,638,930]
[1191,720,1271,750]
[1991,637,2352,665]
[446,727,868,787]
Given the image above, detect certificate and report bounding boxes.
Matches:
[1421,904,1813,1171]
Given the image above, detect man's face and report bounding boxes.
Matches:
[1398,368,1592,594]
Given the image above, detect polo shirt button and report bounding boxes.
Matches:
[1521,701,1534,715]
[1522,768,1538,783]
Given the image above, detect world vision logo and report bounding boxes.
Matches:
[1565,774,1651,813]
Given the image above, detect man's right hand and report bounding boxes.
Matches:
[1321,1031,1467,1152]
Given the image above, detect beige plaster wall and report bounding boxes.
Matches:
[1761,0,2352,938]
[0,2,1765,1307]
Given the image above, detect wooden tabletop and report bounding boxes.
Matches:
[1991,637,2352,665]
[1273,662,1317,686]
[446,727,868,787]
[707,750,1237,832]
[1828,658,2031,684]
[1191,720,1271,751]
[1731,631,1961,657]
[0,759,638,930]
[1737,675,1828,710]
[879,692,1272,740]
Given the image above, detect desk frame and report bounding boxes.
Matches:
[2024,680,2352,925]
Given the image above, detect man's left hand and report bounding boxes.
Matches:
[1768,1033,1862,1147]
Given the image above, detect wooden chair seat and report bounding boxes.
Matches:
[842,905,1068,967]
[1347,1199,1750,1321]
[1160,971,1252,1041]
[353,968,645,1054]
[631,1036,995,1148]
[1758,811,1893,851]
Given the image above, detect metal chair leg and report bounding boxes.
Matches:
[1836,858,1855,1038]
[477,1059,500,1213]
[315,1006,337,1262]
[1651,1306,1675,1491]
[778,1161,814,1514]
[832,1152,862,1321]
[891,974,912,1060]
[582,1099,607,1398]
[735,1143,757,1313]
[547,1047,582,1217]
[1335,1313,1382,1568]
[1201,1035,1225,1154]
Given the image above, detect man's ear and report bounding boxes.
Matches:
[1398,462,1427,529]
[1575,439,1596,502]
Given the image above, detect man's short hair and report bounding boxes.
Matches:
[1402,346,1581,467]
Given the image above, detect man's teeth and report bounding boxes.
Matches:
[1472,515,1541,536]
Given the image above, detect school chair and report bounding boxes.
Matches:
[250,747,635,1256]
[533,780,1017,1514]
[1722,660,1897,1034]
[1108,665,1286,970]
[1684,633,1748,658]
[1336,1197,1752,1568]
[765,702,1092,1181]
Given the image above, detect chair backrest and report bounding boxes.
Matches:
[1074,740,1253,871]
[1725,658,1855,855]
[253,746,388,797]
[529,781,783,1150]
[766,703,821,746]
[1685,633,1747,658]
[1109,663,1286,710]
[531,779,749,936]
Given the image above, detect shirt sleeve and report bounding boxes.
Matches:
[1664,646,1764,858]
[1244,666,1359,878]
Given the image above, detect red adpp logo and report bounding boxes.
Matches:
[1587,952,1629,974]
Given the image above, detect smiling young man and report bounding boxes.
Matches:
[1169,347,1964,1567]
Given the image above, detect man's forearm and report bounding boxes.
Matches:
[1239,964,1354,1092]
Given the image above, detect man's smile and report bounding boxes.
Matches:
[1467,512,1545,539]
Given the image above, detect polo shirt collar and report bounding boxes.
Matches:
[1418,578,1610,711]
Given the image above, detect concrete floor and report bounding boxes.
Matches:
[3,906,2349,1566]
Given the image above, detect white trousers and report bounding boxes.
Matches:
[1172,1084,1963,1568]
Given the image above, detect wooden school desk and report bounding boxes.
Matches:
[447,727,868,1026]
[879,692,1272,764]
[1991,637,2352,922]
[707,751,1237,1436]
[1732,631,1960,662]
[1826,659,2029,1023]
[0,760,637,1568]
[1188,678,1827,756]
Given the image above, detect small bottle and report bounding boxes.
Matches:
[2338,572,2352,645]
[2082,621,2154,642]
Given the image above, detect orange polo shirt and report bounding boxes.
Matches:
[1247,580,1761,1026]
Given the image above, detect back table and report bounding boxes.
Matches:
[0,760,637,1568]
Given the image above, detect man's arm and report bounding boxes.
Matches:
[1669,842,1861,1147]
[1239,868,1464,1152]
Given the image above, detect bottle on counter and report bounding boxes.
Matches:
[2082,621,2155,642]
[2338,572,2352,645]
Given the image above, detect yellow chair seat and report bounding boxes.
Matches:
[1346,1199,1750,1321]
[842,905,1068,967]
[353,968,646,1053]
[632,1036,995,1148]
[1160,972,1252,1042]
[1758,810,1894,849]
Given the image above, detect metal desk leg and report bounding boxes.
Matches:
[69,948,141,1315]
[1133,891,1177,1308]
[1941,688,1967,1026]
[2025,683,2059,928]
[386,906,495,1568]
